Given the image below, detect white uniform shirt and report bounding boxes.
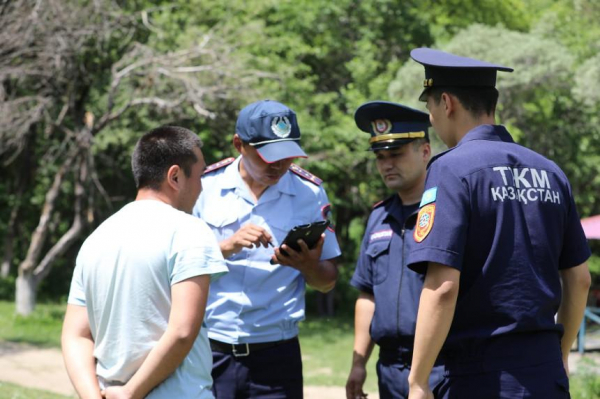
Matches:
[194,157,341,344]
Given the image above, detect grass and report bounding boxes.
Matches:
[0,301,65,347]
[0,381,70,399]
[299,315,380,394]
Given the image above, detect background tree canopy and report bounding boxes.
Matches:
[1,0,599,314]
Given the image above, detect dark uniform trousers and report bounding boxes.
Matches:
[433,332,570,399]
[210,337,303,399]
[377,345,445,399]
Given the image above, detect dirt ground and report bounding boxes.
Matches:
[0,341,358,398]
[1,340,598,399]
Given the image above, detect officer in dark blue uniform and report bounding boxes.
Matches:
[405,48,592,399]
[346,101,444,399]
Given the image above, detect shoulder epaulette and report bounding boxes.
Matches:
[204,157,235,174]
[372,195,394,209]
[289,163,322,186]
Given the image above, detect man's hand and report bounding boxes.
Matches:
[220,224,273,258]
[101,386,134,399]
[408,383,434,399]
[271,234,324,270]
[346,364,368,399]
[271,234,337,292]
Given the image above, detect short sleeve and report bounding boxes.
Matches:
[350,231,374,294]
[407,161,470,274]
[67,262,86,306]
[315,187,342,261]
[559,186,591,269]
[170,218,228,285]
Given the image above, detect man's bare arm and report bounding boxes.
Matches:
[62,304,102,399]
[558,262,591,374]
[346,292,376,399]
[408,262,460,399]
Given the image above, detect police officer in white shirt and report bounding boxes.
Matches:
[193,99,341,399]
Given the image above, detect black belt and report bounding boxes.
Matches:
[210,337,297,357]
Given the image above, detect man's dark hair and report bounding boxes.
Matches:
[132,126,203,190]
[429,86,499,117]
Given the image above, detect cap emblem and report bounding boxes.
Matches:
[372,119,392,134]
[423,78,433,87]
[271,116,292,138]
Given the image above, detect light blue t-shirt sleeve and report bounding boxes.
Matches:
[67,261,86,306]
[170,217,228,285]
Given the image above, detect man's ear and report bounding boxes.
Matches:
[441,92,455,117]
[166,165,181,191]
[233,134,244,154]
[422,142,432,162]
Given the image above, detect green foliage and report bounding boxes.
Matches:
[588,254,600,285]
[571,357,600,399]
[416,0,530,40]
[0,275,16,301]
[2,0,600,312]
[0,301,65,347]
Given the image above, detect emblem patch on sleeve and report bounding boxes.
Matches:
[414,204,436,243]
[321,204,335,232]
[420,187,437,207]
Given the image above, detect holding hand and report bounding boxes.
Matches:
[101,386,135,399]
[271,234,324,271]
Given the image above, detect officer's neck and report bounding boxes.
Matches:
[449,110,496,147]
[238,161,270,202]
[397,175,426,206]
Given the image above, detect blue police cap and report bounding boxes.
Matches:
[354,101,430,151]
[410,48,514,101]
[236,100,307,163]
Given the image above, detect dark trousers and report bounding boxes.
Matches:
[434,360,569,399]
[211,337,303,399]
[377,347,445,399]
[434,332,570,399]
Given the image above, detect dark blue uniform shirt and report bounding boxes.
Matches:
[351,194,423,347]
[407,124,591,345]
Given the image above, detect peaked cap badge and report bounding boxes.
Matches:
[372,119,392,135]
[271,116,292,138]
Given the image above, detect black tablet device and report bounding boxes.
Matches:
[279,220,330,256]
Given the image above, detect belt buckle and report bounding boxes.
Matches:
[232,343,250,357]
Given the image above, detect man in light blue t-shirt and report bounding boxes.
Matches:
[62,126,228,399]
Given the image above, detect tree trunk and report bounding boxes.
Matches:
[15,272,38,315]
[15,151,77,315]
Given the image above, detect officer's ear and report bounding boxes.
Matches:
[421,142,431,162]
[441,92,455,117]
[233,134,244,154]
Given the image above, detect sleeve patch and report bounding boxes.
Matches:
[414,204,436,243]
[321,203,335,232]
[205,157,235,174]
[289,164,322,186]
[420,187,437,207]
